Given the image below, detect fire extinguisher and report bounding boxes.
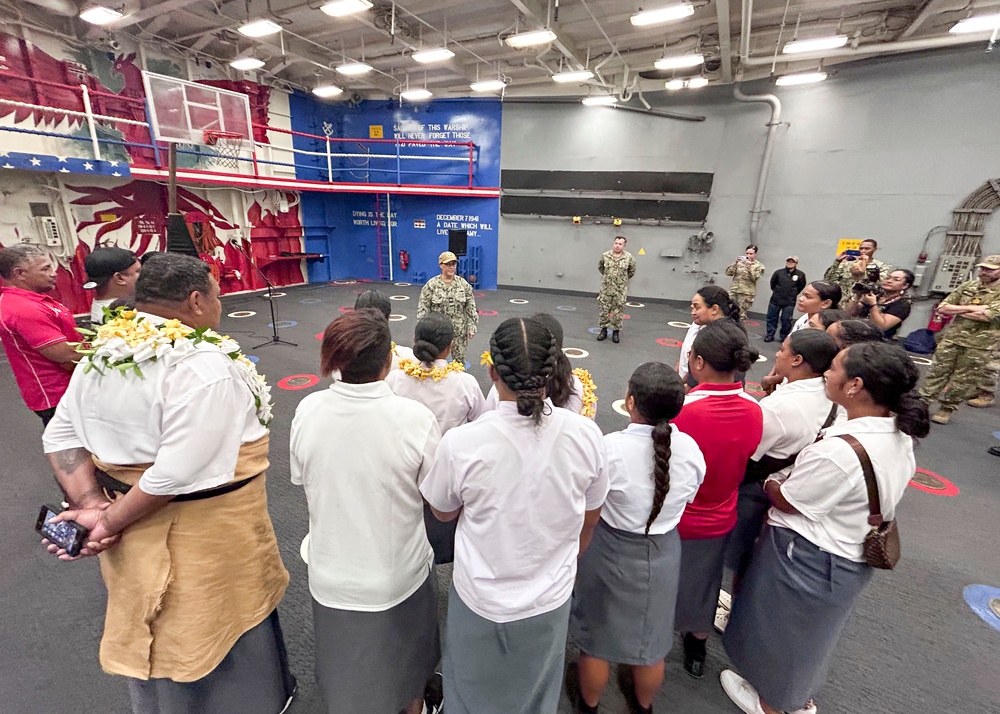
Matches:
[927,302,953,332]
[398,250,409,271]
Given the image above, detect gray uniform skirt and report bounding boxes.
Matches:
[127,609,295,714]
[570,519,682,666]
[443,582,571,714]
[725,482,771,579]
[675,532,731,633]
[312,571,440,714]
[723,525,873,711]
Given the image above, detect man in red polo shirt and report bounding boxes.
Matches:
[0,244,80,425]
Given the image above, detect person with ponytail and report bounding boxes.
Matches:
[290,309,442,714]
[420,317,608,714]
[569,363,706,714]
[483,313,596,418]
[672,320,764,680]
[678,285,744,385]
[722,341,929,714]
[791,281,842,333]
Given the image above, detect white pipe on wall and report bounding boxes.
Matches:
[733,85,781,244]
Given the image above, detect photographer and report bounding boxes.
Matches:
[845,269,913,339]
[823,239,892,298]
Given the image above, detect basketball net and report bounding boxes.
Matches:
[204,130,244,170]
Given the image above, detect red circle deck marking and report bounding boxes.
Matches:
[657,338,683,348]
[278,374,320,391]
[909,467,959,496]
[478,309,499,316]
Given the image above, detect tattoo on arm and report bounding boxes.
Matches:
[53,447,91,474]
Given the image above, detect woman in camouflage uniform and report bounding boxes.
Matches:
[417,251,479,365]
[725,245,766,319]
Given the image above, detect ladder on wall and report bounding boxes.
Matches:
[374,193,391,281]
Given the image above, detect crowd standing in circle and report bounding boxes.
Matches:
[12,238,976,714]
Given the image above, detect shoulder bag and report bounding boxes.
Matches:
[835,434,901,570]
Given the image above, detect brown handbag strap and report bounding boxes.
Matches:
[835,434,883,526]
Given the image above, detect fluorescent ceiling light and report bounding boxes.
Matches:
[630,3,694,27]
[312,84,344,98]
[320,0,373,17]
[79,5,124,25]
[782,34,848,54]
[470,79,507,92]
[400,88,433,100]
[686,76,709,88]
[336,61,373,76]
[775,71,827,86]
[582,95,617,106]
[552,69,594,83]
[654,52,704,70]
[504,28,557,48]
[665,79,686,90]
[238,18,283,37]
[950,13,1000,34]
[412,48,455,64]
[230,57,265,70]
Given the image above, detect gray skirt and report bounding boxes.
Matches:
[725,482,771,579]
[675,532,731,633]
[723,525,873,711]
[443,583,570,714]
[313,571,440,714]
[570,519,682,665]
[127,610,294,714]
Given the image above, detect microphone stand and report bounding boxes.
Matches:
[229,239,297,349]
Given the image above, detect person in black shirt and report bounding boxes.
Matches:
[763,256,806,342]
[845,269,913,339]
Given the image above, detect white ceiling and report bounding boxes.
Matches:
[9,0,1000,98]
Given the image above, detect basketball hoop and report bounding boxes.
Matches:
[204,130,245,170]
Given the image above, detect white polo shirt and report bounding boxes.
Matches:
[677,323,703,380]
[791,314,810,333]
[385,359,486,435]
[768,416,915,562]
[600,423,706,535]
[751,376,836,480]
[483,372,586,416]
[420,402,609,623]
[290,380,441,611]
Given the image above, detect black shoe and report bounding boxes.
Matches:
[597,328,608,341]
[612,330,620,343]
[762,335,774,342]
[989,446,1000,457]
[683,633,706,679]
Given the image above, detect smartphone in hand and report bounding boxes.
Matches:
[36,504,89,557]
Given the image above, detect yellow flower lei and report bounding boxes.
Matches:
[399,358,466,382]
[481,351,598,418]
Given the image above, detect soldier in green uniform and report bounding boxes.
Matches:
[823,239,892,298]
[724,245,766,319]
[967,350,999,408]
[596,236,636,343]
[918,255,1000,424]
[417,251,478,365]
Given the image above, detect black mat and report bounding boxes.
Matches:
[2,280,998,713]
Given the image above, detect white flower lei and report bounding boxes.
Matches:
[78,309,273,427]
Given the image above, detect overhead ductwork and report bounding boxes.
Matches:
[22,0,77,17]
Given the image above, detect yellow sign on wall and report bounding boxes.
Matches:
[369,125,384,139]
[836,238,863,257]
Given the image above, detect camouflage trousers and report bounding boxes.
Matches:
[918,341,992,407]
[450,331,470,366]
[975,352,1000,395]
[731,292,755,320]
[598,291,627,330]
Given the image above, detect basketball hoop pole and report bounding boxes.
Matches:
[167,143,178,213]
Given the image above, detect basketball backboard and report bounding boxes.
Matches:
[142,71,253,145]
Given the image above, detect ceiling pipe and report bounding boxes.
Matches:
[21,0,76,17]
[716,0,733,82]
[502,96,706,122]
[732,84,781,243]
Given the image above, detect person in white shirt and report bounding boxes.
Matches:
[721,341,930,714]
[386,312,484,564]
[570,362,705,714]
[420,317,609,714]
[790,281,842,334]
[679,286,744,386]
[42,253,292,714]
[726,330,840,589]
[83,247,140,324]
[291,308,442,714]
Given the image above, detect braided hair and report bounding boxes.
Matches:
[531,313,573,408]
[489,317,560,425]
[627,363,685,534]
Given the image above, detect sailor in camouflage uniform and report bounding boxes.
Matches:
[823,239,892,298]
[917,255,1000,424]
[417,251,478,365]
[596,236,636,343]
[725,245,766,319]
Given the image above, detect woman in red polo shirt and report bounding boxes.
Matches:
[672,320,763,680]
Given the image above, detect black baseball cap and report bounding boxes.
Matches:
[83,247,137,289]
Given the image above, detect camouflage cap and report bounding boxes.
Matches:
[976,255,1000,269]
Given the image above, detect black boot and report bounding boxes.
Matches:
[612,330,620,343]
[597,328,608,341]
[683,633,706,679]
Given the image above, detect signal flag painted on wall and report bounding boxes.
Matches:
[414,219,426,228]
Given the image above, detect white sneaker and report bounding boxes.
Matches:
[714,589,732,633]
[790,701,817,714]
[720,670,765,714]
[718,589,733,610]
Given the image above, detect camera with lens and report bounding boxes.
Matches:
[852,265,883,297]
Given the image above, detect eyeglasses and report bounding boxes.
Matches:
[441,261,458,266]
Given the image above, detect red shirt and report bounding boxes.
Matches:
[674,383,763,539]
[0,286,79,411]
